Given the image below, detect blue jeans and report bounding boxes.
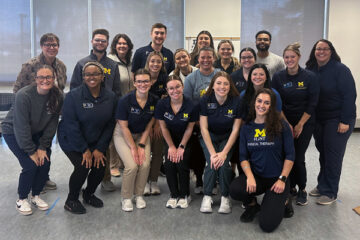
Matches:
[313,118,355,198]
[4,134,51,199]
[200,132,234,197]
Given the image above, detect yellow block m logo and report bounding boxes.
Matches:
[228,109,233,114]
[298,82,304,87]
[200,89,207,97]
[254,129,266,137]
[104,68,111,75]
[183,113,188,118]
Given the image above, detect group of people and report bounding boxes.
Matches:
[3,23,356,233]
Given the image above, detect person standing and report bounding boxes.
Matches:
[255,30,285,78]
[13,32,67,191]
[272,42,319,205]
[306,39,356,205]
[132,23,175,74]
[70,28,121,191]
[3,65,63,215]
[214,40,240,74]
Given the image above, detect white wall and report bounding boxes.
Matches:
[185,0,241,57]
[328,0,360,120]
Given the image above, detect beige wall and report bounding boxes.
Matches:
[328,0,360,119]
[185,0,241,57]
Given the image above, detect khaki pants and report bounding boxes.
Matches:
[113,123,151,199]
[103,139,124,181]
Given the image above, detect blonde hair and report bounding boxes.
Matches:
[283,42,301,57]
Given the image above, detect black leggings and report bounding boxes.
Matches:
[65,151,105,200]
[188,126,205,186]
[230,174,289,233]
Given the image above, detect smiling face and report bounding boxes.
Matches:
[134,74,152,94]
[148,55,163,73]
[284,50,300,71]
[240,50,256,70]
[198,50,214,72]
[91,34,108,53]
[115,37,129,58]
[197,34,211,49]
[83,65,104,89]
[35,68,55,94]
[315,41,331,66]
[218,42,233,60]
[251,67,267,87]
[256,33,271,52]
[255,93,271,117]
[166,79,183,101]
[151,27,166,46]
[41,39,59,60]
[174,50,191,69]
[213,76,230,98]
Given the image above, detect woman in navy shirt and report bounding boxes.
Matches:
[272,43,319,206]
[114,68,158,212]
[155,75,198,209]
[58,62,116,214]
[230,88,295,232]
[144,51,168,195]
[305,39,356,205]
[199,71,241,214]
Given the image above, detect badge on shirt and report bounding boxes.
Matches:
[164,112,174,120]
[283,82,293,88]
[200,89,207,97]
[225,109,234,118]
[236,82,245,87]
[83,103,94,109]
[181,113,189,121]
[131,107,141,114]
[296,81,307,90]
[253,129,266,141]
[103,68,111,75]
[207,103,217,110]
[163,57,168,62]
[146,105,155,114]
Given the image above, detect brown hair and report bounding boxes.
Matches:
[173,48,191,77]
[151,23,167,33]
[145,51,167,74]
[205,71,239,97]
[283,42,301,57]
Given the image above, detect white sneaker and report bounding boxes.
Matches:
[166,198,177,209]
[30,195,49,210]
[177,195,192,209]
[218,196,231,214]
[144,183,151,196]
[16,199,32,215]
[200,195,213,213]
[150,182,161,195]
[135,196,146,209]
[122,198,133,212]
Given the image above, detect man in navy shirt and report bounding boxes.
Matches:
[132,23,175,74]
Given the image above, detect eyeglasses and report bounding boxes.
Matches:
[315,48,331,52]
[84,72,103,78]
[241,56,254,60]
[43,43,59,48]
[35,75,54,80]
[167,85,182,92]
[256,38,269,42]
[135,80,151,84]
[94,39,107,44]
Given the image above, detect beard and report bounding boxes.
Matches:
[93,46,107,54]
[256,43,270,52]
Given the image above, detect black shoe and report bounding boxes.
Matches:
[240,204,261,223]
[82,189,103,208]
[290,187,297,198]
[64,199,86,214]
[284,198,294,218]
[296,190,308,206]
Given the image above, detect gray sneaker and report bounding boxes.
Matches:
[44,179,57,190]
[309,187,321,197]
[317,195,337,205]
[101,180,116,192]
[296,190,308,206]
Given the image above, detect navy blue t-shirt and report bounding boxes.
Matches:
[155,96,199,137]
[239,120,295,178]
[272,67,319,123]
[131,42,175,74]
[199,93,242,135]
[230,67,248,94]
[116,90,159,134]
[150,72,168,98]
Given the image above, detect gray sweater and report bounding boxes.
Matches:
[2,85,62,155]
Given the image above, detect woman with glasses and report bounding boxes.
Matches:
[170,48,198,83]
[214,40,240,74]
[272,42,319,206]
[2,65,63,215]
[230,47,257,94]
[305,39,356,205]
[155,75,198,209]
[114,68,158,212]
[58,62,116,214]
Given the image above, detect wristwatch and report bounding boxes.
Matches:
[279,175,287,182]
[179,144,185,149]
[138,143,145,149]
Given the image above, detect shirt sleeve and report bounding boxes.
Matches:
[199,96,208,116]
[13,63,33,93]
[282,121,295,161]
[190,103,200,122]
[112,66,122,97]
[131,50,141,73]
[272,89,283,112]
[235,96,243,119]
[154,99,164,120]
[337,65,357,124]
[305,71,320,116]
[70,62,83,90]
[239,126,250,162]
[115,96,129,120]
[183,75,194,101]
